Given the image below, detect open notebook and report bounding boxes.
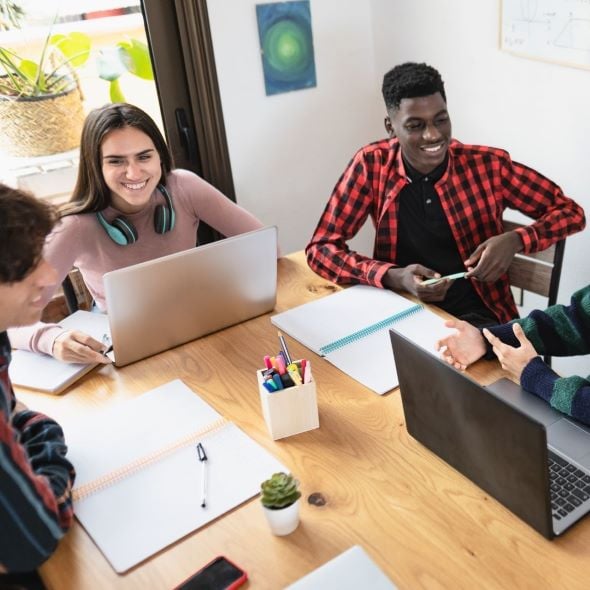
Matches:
[271,285,451,395]
[9,310,110,394]
[63,380,285,573]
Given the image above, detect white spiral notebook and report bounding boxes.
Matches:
[9,310,110,394]
[271,285,451,395]
[64,380,285,573]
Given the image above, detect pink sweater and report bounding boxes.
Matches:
[10,169,264,355]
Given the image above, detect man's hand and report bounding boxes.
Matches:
[52,330,112,364]
[483,323,538,380]
[383,264,454,302]
[436,319,487,370]
[464,231,523,282]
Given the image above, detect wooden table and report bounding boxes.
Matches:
[17,252,590,590]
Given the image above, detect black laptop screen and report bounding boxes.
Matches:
[389,328,553,539]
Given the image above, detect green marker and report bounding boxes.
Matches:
[421,271,467,286]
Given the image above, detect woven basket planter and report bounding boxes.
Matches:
[0,83,85,158]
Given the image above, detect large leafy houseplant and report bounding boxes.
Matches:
[0,28,153,157]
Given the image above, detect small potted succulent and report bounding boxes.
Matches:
[260,472,302,536]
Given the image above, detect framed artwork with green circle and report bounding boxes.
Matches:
[256,1,317,96]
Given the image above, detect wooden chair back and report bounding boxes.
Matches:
[504,220,565,307]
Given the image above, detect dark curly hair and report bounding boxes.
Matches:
[382,62,446,111]
[0,183,57,283]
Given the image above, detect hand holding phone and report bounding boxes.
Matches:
[173,556,247,590]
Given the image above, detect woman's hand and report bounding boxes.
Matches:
[52,330,111,364]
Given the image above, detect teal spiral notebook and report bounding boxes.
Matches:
[271,285,451,395]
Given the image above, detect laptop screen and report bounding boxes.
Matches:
[389,328,553,538]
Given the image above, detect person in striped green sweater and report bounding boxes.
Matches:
[436,285,590,425]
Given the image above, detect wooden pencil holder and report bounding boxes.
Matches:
[257,361,319,440]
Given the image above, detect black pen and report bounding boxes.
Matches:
[197,442,208,508]
[101,333,113,356]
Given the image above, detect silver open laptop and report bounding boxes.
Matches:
[390,328,590,539]
[103,226,277,367]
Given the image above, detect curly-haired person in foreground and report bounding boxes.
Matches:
[0,184,75,576]
[306,62,585,327]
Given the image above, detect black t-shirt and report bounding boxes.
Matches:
[396,157,496,324]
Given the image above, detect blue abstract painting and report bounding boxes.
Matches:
[256,1,317,96]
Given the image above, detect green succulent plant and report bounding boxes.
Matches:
[260,472,301,509]
[0,29,153,100]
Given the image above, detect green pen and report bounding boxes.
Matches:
[421,271,467,286]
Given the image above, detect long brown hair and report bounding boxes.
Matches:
[60,103,173,217]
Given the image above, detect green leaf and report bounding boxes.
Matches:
[19,59,39,83]
[109,78,125,103]
[49,32,91,67]
[117,39,153,80]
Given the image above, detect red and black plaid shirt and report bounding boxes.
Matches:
[306,138,585,324]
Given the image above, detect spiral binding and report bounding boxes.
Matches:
[73,417,228,502]
[318,304,423,356]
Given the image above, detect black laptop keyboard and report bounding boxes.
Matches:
[549,451,590,520]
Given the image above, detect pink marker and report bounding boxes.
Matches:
[263,355,273,370]
[303,362,312,384]
[276,354,286,375]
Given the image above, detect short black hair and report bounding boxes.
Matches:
[0,183,57,283]
[382,62,446,111]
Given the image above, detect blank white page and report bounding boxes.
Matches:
[327,306,451,395]
[64,380,285,573]
[271,285,419,355]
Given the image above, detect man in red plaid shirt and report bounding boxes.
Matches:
[306,62,585,325]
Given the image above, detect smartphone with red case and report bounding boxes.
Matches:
[173,556,247,590]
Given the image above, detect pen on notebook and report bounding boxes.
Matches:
[278,331,292,366]
[101,333,113,356]
[197,442,208,508]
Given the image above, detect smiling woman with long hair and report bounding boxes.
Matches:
[9,103,266,364]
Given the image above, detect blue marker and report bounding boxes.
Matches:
[262,381,276,393]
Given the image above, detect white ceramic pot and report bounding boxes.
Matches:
[262,499,300,535]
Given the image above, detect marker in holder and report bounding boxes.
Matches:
[257,360,319,440]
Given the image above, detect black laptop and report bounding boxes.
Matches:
[389,328,590,538]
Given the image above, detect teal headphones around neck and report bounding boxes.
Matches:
[96,184,176,246]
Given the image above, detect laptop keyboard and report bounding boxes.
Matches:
[549,451,590,520]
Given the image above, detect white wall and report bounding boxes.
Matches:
[207,0,383,255]
[370,0,590,376]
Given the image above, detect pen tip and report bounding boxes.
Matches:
[201,501,206,508]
